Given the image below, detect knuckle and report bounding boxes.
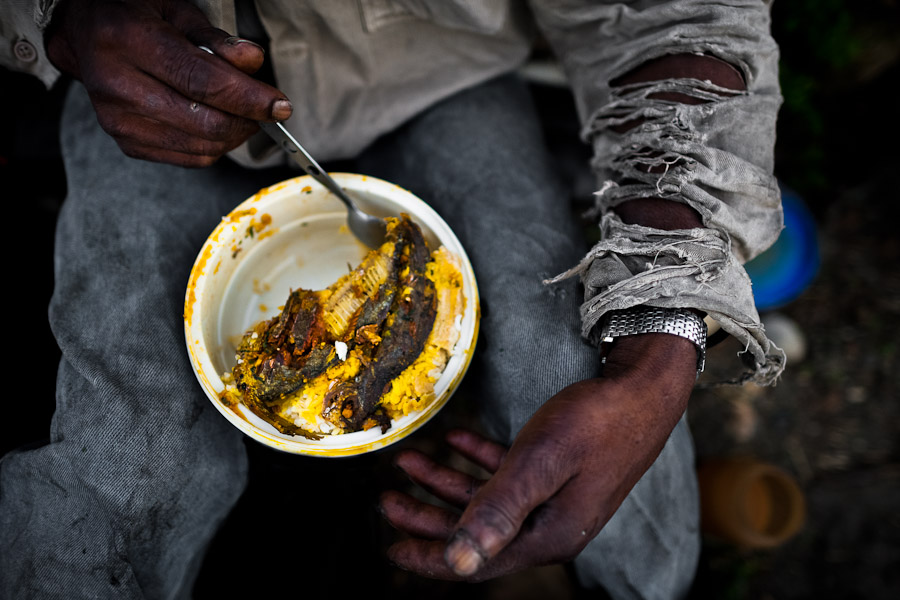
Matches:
[194,26,229,47]
[469,499,519,540]
[198,110,238,141]
[174,152,217,169]
[108,119,137,143]
[95,111,123,137]
[528,435,576,479]
[190,104,256,147]
[167,52,211,100]
[108,123,132,142]
[117,141,145,161]
[194,143,222,166]
[535,433,578,471]
[88,71,150,117]
[539,434,571,463]
[191,154,219,168]
[192,138,229,162]
[93,8,131,45]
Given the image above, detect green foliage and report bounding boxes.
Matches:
[777,0,862,71]
[772,0,868,196]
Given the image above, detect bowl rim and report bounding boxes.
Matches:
[184,173,480,457]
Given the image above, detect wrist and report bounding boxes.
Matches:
[604,332,697,373]
[601,333,697,410]
[598,307,705,395]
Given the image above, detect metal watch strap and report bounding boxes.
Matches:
[599,306,707,377]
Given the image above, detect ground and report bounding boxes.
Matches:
[2,1,898,597]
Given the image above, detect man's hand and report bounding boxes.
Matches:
[46,0,291,167]
[379,333,698,580]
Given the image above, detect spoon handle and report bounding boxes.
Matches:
[257,121,357,209]
[195,45,358,212]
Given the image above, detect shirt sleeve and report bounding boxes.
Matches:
[529,0,786,385]
[0,0,235,88]
[0,0,64,87]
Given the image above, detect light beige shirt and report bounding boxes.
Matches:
[1,0,535,164]
[246,1,534,163]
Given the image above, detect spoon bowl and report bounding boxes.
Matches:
[258,121,388,248]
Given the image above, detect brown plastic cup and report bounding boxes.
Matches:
[697,457,806,549]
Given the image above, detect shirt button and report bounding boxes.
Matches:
[14,40,38,63]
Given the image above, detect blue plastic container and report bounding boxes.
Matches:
[744,185,820,311]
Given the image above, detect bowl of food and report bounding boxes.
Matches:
[184,174,479,456]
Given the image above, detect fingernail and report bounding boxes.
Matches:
[445,532,484,576]
[272,99,292,121]
[225,36,264,51]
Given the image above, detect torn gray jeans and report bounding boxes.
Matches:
[549,212,784,385]
[548,77,786,385]
[531,0,786,385]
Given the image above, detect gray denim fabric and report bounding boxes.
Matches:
[0,75,697,599]
[531,0,785,385]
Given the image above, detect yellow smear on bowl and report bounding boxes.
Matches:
[184,243,213,323]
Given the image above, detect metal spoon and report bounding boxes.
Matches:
[257,122,387,248]
[197,45,387,248]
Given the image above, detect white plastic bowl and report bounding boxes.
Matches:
[184,174,479,456]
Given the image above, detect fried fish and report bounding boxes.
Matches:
[225,215,443,438]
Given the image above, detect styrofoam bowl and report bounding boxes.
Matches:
[184,174,479,456]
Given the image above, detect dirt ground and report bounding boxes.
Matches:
[2,1,898,597]
[686,177,900,599]
[684,2,900,596]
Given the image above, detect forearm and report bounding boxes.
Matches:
[596,58,722,422]
[602,57,723,397]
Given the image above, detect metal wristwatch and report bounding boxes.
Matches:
[598,306,708,378]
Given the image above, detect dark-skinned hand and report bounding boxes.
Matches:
[379,332,698,580]
[45,0,291,167]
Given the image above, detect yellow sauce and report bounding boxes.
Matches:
[277,246,465,433]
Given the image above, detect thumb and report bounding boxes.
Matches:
[443,448,569,576]
[164,0,265,75]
